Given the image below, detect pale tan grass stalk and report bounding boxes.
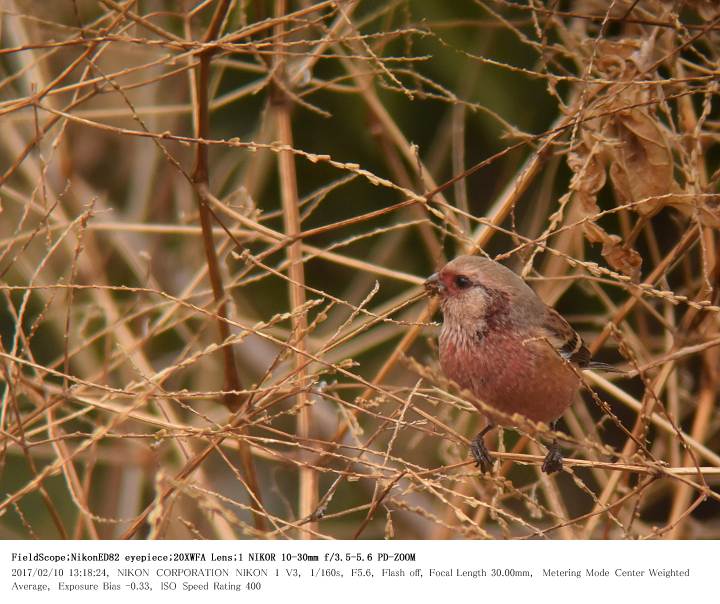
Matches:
[274,0,317,538]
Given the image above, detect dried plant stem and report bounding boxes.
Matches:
[532,441,576,540]
[191,0,244,412]
[667,348,718,538]
[275,0,318,538]
[47,406,100,539]
[188,0,266,533]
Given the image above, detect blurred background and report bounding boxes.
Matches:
[1,0,719,539]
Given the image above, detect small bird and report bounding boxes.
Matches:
[424,255,617,474]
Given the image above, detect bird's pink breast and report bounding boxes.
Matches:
[439,325,579,426]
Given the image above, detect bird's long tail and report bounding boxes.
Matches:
[587,360,626,374]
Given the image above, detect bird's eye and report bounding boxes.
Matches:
[454,275,472,289]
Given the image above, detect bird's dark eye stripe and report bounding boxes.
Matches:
[454,275,472,289]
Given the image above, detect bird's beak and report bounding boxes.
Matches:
[424,272,445,296]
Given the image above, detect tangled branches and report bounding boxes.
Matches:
[0,0,719,540]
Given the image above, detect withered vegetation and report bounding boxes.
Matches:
[1,0,719,539]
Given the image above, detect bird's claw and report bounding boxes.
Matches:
[541,441,563,474]
[470,433,494,473]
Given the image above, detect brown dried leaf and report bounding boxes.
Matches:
[608,108,675,215]
[583,220,609,245]
[568,147,606,215]
[672,194,720,228]
[602,234,642,280]
[694,0,720,20]
[583,222,642,279]
[593,39,642,79]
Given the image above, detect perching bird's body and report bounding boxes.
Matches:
[425,255,611,474]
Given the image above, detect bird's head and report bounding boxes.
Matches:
[424,255,539,326]
[424,255,511,298]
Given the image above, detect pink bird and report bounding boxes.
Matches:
[425,255,617,474]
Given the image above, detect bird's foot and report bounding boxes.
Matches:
[541,440,563,474]
[470,432,494,473]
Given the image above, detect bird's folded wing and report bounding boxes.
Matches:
[540,308,591,367]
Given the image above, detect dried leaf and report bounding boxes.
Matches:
[672,194,720,228]
[583,222,642,279]
[593,39,642,79]
[601,235,642,280]
[694,0,720,20]
[568,146,606,215]
[607,108,675,215]
[582,221,609,245]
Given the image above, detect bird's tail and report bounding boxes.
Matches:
[587,360,626,374]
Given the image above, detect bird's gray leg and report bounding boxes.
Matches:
[541,420,563,474]
[470,422,495,473]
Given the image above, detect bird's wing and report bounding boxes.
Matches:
[539,308,591,367]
